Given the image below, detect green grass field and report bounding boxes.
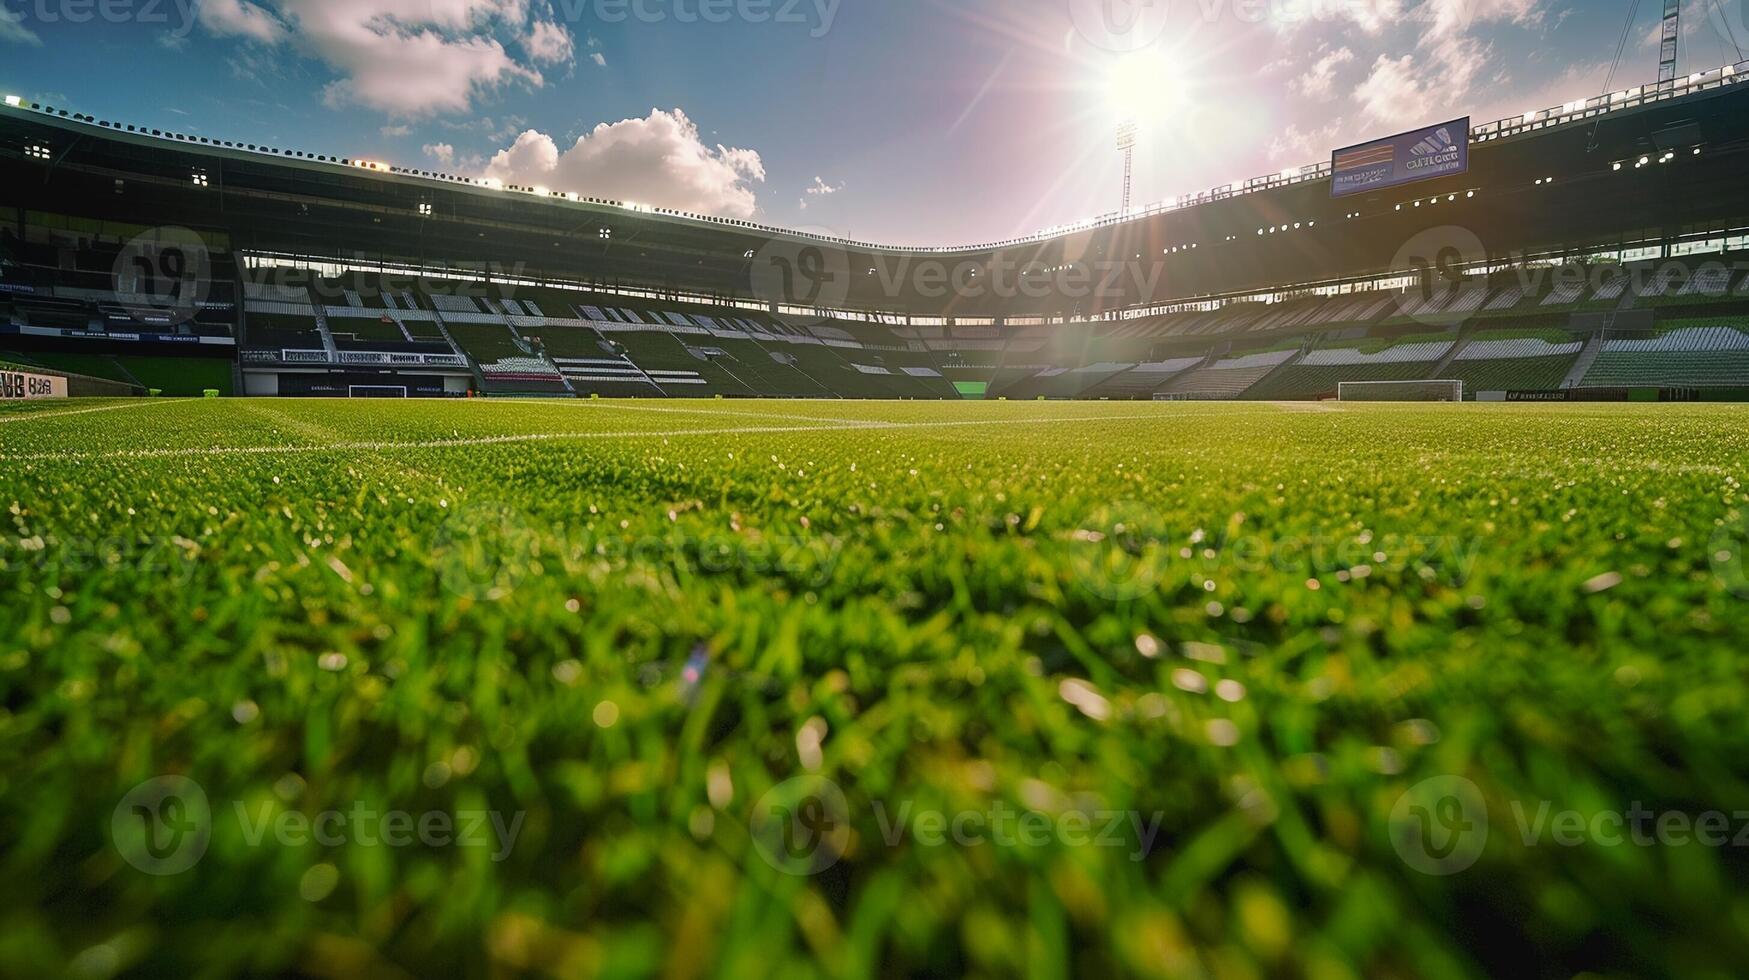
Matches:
[3,397,1749,978]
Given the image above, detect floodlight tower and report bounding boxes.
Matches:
[1116,120,1137,215]
[1657,0,1680,90]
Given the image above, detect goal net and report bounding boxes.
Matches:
[348,385,409,398]
[1337,380,1463,402]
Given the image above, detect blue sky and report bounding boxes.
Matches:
[2,0,1742,244]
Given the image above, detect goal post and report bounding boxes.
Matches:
[1337,380,1464,402]
[348,385,409,398]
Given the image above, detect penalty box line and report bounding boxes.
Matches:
[499,398,898,428]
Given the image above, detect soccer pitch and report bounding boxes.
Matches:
[4,398,1749,977]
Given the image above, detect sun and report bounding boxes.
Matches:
[1105,51,1187,127]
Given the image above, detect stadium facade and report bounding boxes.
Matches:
[3,63,1749,401]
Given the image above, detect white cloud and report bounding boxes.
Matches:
[423,142,457,166]
[799,177,842,210]
[1268,121,1341,164]
[591,51,607,67]
[381,124,413,137]
[1270,0,1402,35]
[199,0,288,43]
[1295,47,1354,98]
[1354,53,1435,125]
[524,20,573,64]
[195,0,574,117]
[481,108,766,219]
[1423,0,1544,38]
[1347,0,1519,127]
[0,6,43,45]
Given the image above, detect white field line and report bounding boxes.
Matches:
[487,399,894,427]
[1,411,1289,464]
[234,401,355,445]
[0,399,181,424]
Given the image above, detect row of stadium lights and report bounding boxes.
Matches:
[1233,186,1484,239]
[1613,148,1701,170]
[1396,191,1478,212]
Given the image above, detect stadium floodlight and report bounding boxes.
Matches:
[2,95,19,108]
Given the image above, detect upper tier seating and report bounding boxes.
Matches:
[1581,325,1749,387]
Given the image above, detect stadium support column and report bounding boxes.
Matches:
[1657,0,1680,90]
[1116,121,1137,216]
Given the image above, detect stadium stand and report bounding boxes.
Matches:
[1580,323,1749,388]
[1156,350,1297,400]
[1443,333,1585,395]
[1078,358,1204,399]
[8,71,1749,401]
[1247,340,1453,400]
[442,320,567,395]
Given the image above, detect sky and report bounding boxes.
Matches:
[2,0,1744,246]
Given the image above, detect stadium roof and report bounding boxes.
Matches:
[5,61,1747,254]
[5,64,1749,319]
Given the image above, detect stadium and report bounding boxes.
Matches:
[6,58,1749,402]
[4,2,1749,977]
